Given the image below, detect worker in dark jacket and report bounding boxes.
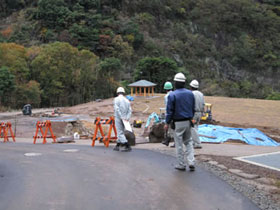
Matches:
[165,73,195,171]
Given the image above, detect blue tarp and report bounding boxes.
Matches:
[198,124,280,147]
[126,95,134,101]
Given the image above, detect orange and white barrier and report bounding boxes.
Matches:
[33,120,56,144]
[92,116,117,147]
[0,122,16,142]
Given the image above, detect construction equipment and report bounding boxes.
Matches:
[201,103,213,121]
[133,120,143,128]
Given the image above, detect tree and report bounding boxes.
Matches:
[134,57,178,92]
[14,80,41,108]
[31,42,98,106]
[0,66,15,106]
[94,57,122,99]
[36,0,74,29]
[110,35,133,61]
[0,43,29,83]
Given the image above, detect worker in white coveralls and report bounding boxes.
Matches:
[161,81,175,147]
[113,87,132,152]
[164,73,196,171]
[190,80,205,149]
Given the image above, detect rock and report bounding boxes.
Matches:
[56,136,75,143]
[65,123,74,135]
[65,120,95,136]
[229,168,242,173]
[256,177,276,185]
[124,130,136,146]
[229,169,260,179]
[216,164,227,170]
[199,156,212,162]
[208,161,219,165]
[148,123,165,143]
[241,173,260,180]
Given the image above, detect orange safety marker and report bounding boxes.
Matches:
[33,120,56,144]
[92,116,117,147]
[0,122,16,142]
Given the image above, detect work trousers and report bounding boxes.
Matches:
[174,120,195,167]
[168,127,174,139]
[115,117,127,144]
[191,112,202,146]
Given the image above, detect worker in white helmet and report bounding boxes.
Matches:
[113,87,132,152]
[165,73,196,171]
[190,80,205,149]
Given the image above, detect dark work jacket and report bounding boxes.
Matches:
[165,88,195,124]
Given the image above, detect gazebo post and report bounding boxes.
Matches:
[131,87,133,96]
[135,87,138,96]
[144,87,146,97]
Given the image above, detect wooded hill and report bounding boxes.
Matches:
[0,0,280,109]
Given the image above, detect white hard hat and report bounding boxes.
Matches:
[117,87,125,93]
[174,73,186,82]
[190,80,199,88]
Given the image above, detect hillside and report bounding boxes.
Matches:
[0,0,280,109]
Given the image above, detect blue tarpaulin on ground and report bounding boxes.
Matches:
[126,95,134,101]
[198,124,280,147]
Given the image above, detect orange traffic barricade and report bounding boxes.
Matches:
[33,120,56,144]
[0,122,16,142]
[92,116,117,147]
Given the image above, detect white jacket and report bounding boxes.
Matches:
[192,90,205,112]
[114,94,132,120]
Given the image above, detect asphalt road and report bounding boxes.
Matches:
[0,143,259,210]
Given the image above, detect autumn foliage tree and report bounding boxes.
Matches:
[30,42,98,106]
[0,43,29,84]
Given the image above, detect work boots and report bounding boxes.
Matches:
[113,143,121,151]
[162,136,171,146]
[121,143,132,152]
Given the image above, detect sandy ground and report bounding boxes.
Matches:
[61,94,280,141]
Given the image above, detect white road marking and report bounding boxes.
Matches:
[63,149,79,153]
[234,151,280,172]
[24,153,42,157]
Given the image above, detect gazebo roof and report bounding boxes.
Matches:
[128,80,157,87]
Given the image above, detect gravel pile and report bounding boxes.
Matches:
[198,161,280,210]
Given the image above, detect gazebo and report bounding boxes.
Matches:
[128,80,157,97]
